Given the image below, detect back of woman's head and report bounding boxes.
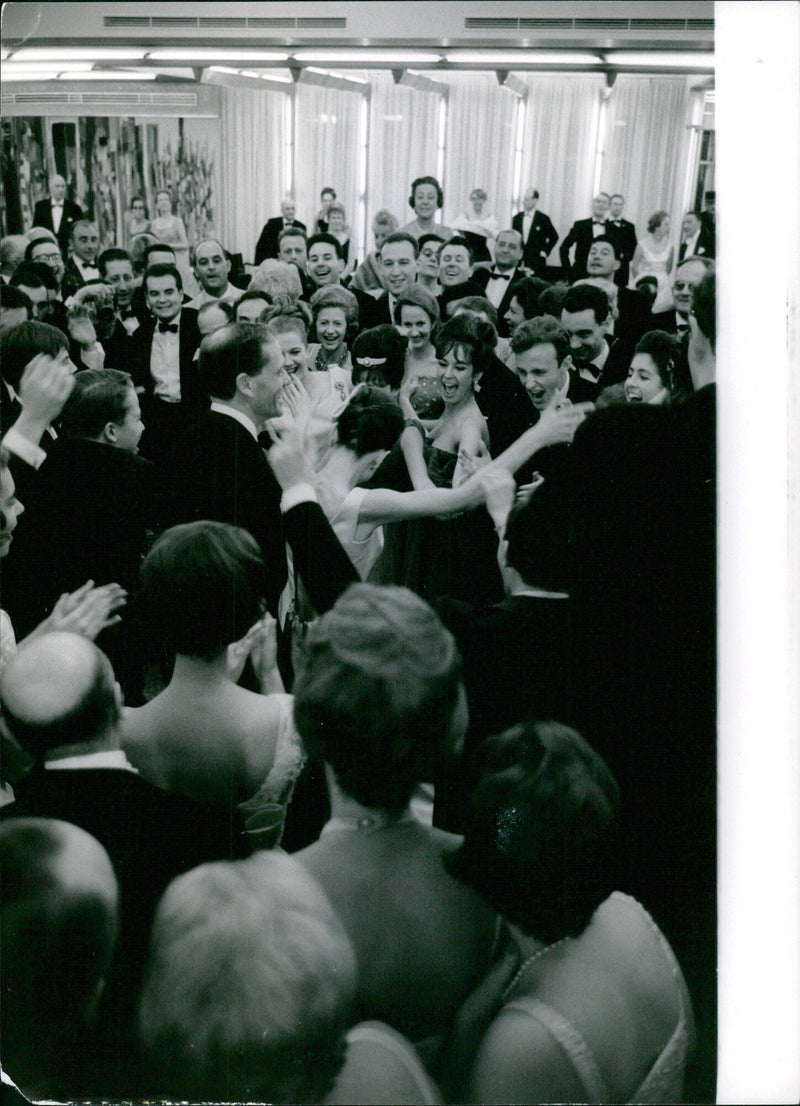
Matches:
[351,325,407,391]
[293,585,463,813]
[509,276,551,320]
[335,386,403,457]
[435,313,495,376]
[448,721,619,941]
[634,329,680,392]
[139,521,267,660]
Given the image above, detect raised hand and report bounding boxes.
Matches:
[477,466,517,531]
[41,581,127,640]
[535,400,594,447]
[17,351,75,428]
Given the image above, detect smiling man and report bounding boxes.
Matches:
[359,231,420,329]
[62,221,100,299]
[583,236,651,346]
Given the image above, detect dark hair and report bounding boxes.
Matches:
[418,233,445,256]
[435,314,495,379]
[306,233,343,261]
[97,248,132,277]
[351,326,407,391]
[9,266,45,293]
[139,521,268,660]
[321,187,337,200]
[444,236,474,264]
[143,243,176,268]
[378,230,419,259]
[336,386,404,457]
[409,175,444,210]
[60,368,134,439]
[507,276,551,320]
[647,210,669,234]
[447,721,619,941]
[1,321,68,390]
[510,315,570,364]
[0,284,32,318]
[21,261,59,293]
[143,263,183,294]
[632,330,679,389]
[537,282,570,317]
[692,271,715,352]
[25,239,62,263]
[560,284,610,325]
[234,289,273,318]
[451,296,497,327]
[393,285,440,328]
[610,193,624,203]
[588,234,620,260]
[198,323,272,401]
[0,644,119,763]
[130,194,148,215]
[293,584,463,813]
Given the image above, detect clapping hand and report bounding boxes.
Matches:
[17,351,75,429]
[39,581,127,641]
[267,377,316,492]
[226,613,279,686]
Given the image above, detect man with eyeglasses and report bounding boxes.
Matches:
[26,238,66,300]
[653,256,715,337]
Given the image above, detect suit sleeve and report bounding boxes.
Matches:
[254,224,270,266]
[283,500,359,614]
[559,223,577,274]
[543,215,558,256]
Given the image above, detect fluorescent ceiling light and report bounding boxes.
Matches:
[305,67,367,85]
[57,70,158,81]
[604,52,714,68]
[14,47,147,61]
[444,51,601,65]
[207,66,292,84]
[294,50,441,64]
[1,49,9,60]
[147,48,288,62]
[2,60,93,72]
[1,70,61,82]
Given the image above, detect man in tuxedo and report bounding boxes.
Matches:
[605,194,638,287]
[436,236,488,317]
[560,282,632,395]
[188,238,242,309]
[678,211,715,262]
[163,323,357,618]
[583,236,651,347]
[254,197,306,265]
[700,191,716,257]
[10,265,49,321]
[304,232,376,327]
[0,283,31,332]
[98,247,142,331]
[0,632,250,1096]
[359,231,419,330]
[31,175,82,254]
[62,220,100,300]
[472,228,530,337]
[512,188,558,276]
[559,193,610,282]
[129,263,205,466]
[652,256,715,336]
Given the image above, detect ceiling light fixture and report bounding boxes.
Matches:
[57,70,158,81]
[293,50,442,64]
[147,48,288,62]
[1,60,94,72]
[304,67,367,85]
[604,52,714,68]
[444,51,601,66]
[1,70,62,82]
[14,47,148,61]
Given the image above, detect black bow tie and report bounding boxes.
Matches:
[157,321,179,333]
[489,271,511,280]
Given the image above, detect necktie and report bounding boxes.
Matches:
[489,271,510,280]
[158,321,178,334]
[677,322,689,338]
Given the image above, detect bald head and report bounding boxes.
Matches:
[1,817,118,1096]
[0,633,119,761]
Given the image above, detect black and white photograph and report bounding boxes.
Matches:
[0,2,797,1103]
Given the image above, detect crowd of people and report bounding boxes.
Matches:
[0,169,717,1102]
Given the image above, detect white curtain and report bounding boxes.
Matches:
[366,71,441,238]
[294,81,364,256]
[442,72,519,230]
[600,76,692,237]
[219,85,288,262]
[519,75,604,260]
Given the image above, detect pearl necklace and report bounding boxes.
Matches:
[502,936,572,1000]
[315,345,348,372]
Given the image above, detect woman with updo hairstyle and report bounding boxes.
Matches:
[250,257,303,302]
[351,324,407,392]
[324,201,354,276]
[122,521,305,848]
[293,583,500,1053]
[442,721,695,1104]
[631,209,674,313]
[309,284,357,375]
[402,175,454,243]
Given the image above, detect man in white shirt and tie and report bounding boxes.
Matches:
[62,221,100,300]
[653,257,715,336]
[678,212,713,262]
[188,239,242,310]
[511,189,558,277]
[473,229,529,336]
[32,175,83,254]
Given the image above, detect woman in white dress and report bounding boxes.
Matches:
[630,210,674,313]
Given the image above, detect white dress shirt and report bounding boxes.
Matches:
[51,202,64,234]
[150,315,182,402]
[485,265,518,308]
[682,231,701,258]
[522,211,535,243]
[188,283,240,310]
[71,255,100,282]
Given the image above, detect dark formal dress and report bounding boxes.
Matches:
[128,307,206,465]
[512,208,559,275]
[254,217,307,265]
[606,217,638,286]
[559,218,606,281]
[32,196,83,253]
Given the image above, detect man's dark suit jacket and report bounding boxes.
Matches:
[606,217,638,286]
[434,593,578,832]
[254,217,307,265]
[512,209,559,275]
[356,289,394,331]
[678,224,715,262]
[163,408,358,618]
[32,196,83,253]
[476,351,536,457]
[614,286,652,348]
[2,764,250,1095]
[471,264,530,337]
[559,218,602,281]
[61,255,100,301]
